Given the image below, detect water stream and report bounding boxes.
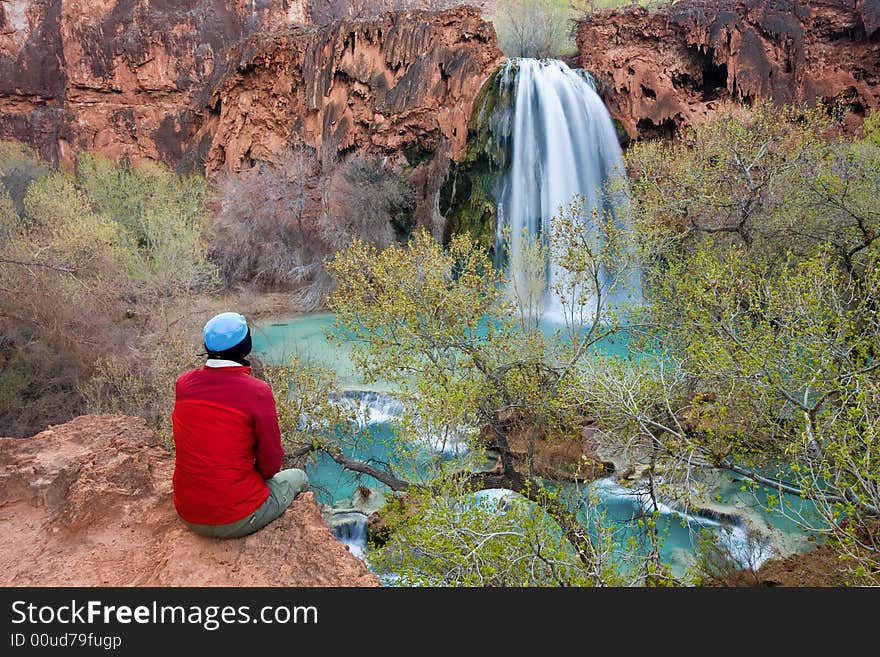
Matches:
[327,512,370,561]
[253,315,824,581]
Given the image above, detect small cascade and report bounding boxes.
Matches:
[332,390,473,456]
[588,477,775,570]
[328,511,370,561]
[485,58,642,322]
[332,391,405,429]
[473,487,517,511]
[414,423,473,456]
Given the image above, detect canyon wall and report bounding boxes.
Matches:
[577,0,880,140]
[0,0,309,168]
[0,1,503,172]
[205,6,503,175]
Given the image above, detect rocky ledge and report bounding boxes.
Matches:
[0,414,379,586]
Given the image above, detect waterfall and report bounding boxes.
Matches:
[492,58,641,322]
[332,391,405,429]
[328,511,370,560]
[332,390,472,456]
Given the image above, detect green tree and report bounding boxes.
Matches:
[368,480,623,586]
[306,195,660,584]
[592,102,880,584]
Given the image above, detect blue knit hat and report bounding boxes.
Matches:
[203,312,249,353]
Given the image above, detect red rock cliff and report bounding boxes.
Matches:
[577,0,880,140]
[0,1,503,172]
[0,0,308,168]
[205,6,503,175]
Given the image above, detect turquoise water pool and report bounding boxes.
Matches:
[253,313,827,582]
[252,312,640,388]
[251,313,378,390]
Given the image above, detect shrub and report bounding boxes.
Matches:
[75,154,218,300]
[78,334,203,448]
[862,108,880,148]
[211,149,414,310]
[210,147,325,297]
[0,148,218,436]
[318,153,415,252]
[492,0,575,59]
[0,141,50,219]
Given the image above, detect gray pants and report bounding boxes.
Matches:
[183,468,309,539]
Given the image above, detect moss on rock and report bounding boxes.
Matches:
[440,63,515,256]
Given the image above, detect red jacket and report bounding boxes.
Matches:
[171,364,284,525]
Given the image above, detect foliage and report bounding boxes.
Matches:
[263,355,356,454]
[75,153,218,300]
[315,101,880,585]
[1,171,131,380]
[211,148,414,311]
[688,523,774,587]
[307,0,463,25]
[492,0,576,59]
[78,334,203,448]
[0,323,85,437]
[569,0,665,18]
[0,140,50,218]
[598,102,880,584]
[264,353,633,586]
[624,101,880,274]
[322,202,648,583]
[440,63,516,255]
[211,147,323,296]
[369,482,611,586]
[76,154,207,241]
[0,189,21,247]
[319,153,415,252]
[862,108,880,148]
[327,230,508,427]
[0,143,217,436]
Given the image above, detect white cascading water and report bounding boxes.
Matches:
[328,512,369,560]
[333,391,405,430]
[495,58,642,322]
[588,477,775,570]
[334,391,472,455]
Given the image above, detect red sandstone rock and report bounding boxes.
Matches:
[577,0,880,140]
[0,2,503,174]
[205,6,503,175]
[0,1,308,169]
[0,414,379,586]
